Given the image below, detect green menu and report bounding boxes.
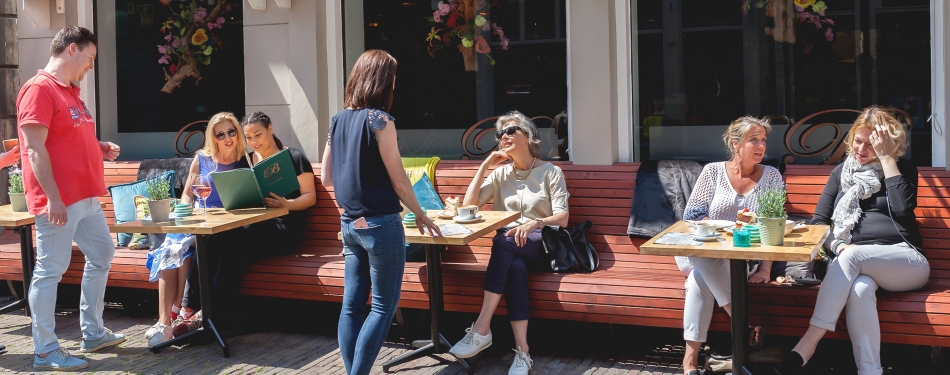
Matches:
[210,149,300,210]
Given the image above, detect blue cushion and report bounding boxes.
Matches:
[107,170,175,246]
[412,173,444,211]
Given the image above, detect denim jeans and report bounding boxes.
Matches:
[29,197,116,354]
[338,213,405,375]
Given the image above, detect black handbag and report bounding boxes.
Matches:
[540,220,599,273]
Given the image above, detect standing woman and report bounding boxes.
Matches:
[448,111,570,375]
[321,49,442,375]
[678,116,782,375]
[779,107,929,375]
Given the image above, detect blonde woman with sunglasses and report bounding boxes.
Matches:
[144,112,249,349]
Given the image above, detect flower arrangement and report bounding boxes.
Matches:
[743,0,834,44]
[156,0,233,94]
[756,184,788,219]
[425,0,510,71]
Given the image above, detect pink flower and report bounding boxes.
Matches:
[158,55,170,64]
[825,28,834,41]
[438,1,450,16]
[216,17,225,26]
[164,33,172,42]
[194,8,207,22]
[500,37,509,50]
[481,22,490,31]
[157,45,167,54]
[475,36,490,54]
[171,37,181,48]
[433,10,442,23]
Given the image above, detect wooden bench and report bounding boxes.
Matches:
[1,161,948,350]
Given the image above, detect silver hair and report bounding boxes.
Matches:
[722,116,772,159]
[495,111,542,159]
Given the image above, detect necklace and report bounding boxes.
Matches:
[513,158,537,180]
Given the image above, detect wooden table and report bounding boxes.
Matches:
[379,210,520,375]
[0,205,36,316]
[110,207,289,358]
[639,221,830,375]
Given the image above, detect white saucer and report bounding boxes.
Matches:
[692,233,722,242]
[453,215,483,223]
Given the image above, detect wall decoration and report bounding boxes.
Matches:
[156,0,234,93]
[424,0,509,71]
[743,0,834,43]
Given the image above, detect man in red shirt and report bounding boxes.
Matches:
[17,26,124,371]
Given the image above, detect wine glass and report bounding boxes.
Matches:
[190,174,212,215]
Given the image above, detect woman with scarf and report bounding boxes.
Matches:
[778,106,930,375]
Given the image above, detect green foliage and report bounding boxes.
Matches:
[756,184,787,218]
[8,171,23,194]
[146,178,171,201]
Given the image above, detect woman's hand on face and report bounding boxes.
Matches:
[869,125,897,160]
[265,192,289,208]
[483,151,511,169]
[748,270,771,284]
[504,222,537,247]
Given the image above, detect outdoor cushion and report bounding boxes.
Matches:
[413,173,444,211]
[108,170,175,246]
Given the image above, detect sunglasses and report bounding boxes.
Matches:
[214,128,238,141]
[496,125,521,139]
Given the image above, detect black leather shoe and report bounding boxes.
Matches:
[775,350,805,375]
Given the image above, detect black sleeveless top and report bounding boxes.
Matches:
[328,108,401,219]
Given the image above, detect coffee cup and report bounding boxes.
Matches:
[694,222,717,237]
[457,205,479,220]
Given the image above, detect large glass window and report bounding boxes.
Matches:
[362,0,568,160]
[114,0,244,133]
[636,0,932,166]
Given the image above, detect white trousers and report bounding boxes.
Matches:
[677,256,732,342]
[810,243,929,375]
[28,198,116,354]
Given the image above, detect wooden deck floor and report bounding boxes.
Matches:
[0,297,946,375]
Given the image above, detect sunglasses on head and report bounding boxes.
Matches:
[496,125,521,139]
[214,128,238,141]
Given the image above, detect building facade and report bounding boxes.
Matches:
[5,0,950,168]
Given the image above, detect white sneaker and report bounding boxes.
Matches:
[509,347,533,375]
[144,322,163,340]
[147,324,173,349]
[448,323,492,358]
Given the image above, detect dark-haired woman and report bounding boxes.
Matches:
[322,49,442,375]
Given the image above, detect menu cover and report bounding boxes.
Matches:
[210,149,300,210]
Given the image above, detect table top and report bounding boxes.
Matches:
[338,211,521,246]
[109,207,289,235]
[639,221,830,262]
[0,205,35,227]
[408,211,520,245]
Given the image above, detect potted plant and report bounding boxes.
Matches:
[756,184,788,246]
[8,168,26,212]
[146,177,173,222]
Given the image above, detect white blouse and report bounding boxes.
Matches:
[682,162,784,221]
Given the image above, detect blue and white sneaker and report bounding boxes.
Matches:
[33,347,88,370]
[79,328,126,353]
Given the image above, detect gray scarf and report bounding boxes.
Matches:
[832,155,883,242]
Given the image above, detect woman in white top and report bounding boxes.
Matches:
[678,116,783,375]
[449,111,570,375]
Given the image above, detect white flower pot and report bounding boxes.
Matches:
[148,199,173,222]
[8,192,26,212]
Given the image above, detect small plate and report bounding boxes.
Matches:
[686,220,734,229]
[691,233,722,242]
[438,211,456,219]
[453,215,483,223]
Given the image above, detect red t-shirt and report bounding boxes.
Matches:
[16,70,106,215]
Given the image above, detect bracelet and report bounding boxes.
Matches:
[831,240,845,255]
[535,218,544,229]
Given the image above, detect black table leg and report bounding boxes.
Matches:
[0,225,33,316]
[382,244,473,374]
[730,259,753,375]
[149,235,230,357]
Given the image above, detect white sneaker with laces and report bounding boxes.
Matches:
[145,322,163,340]
[509,347,533,375]
[448,323,492,358]
[147,324,173,349]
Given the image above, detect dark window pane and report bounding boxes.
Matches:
[524,0,556,40]
[115,0,244,133]
[492,0,521,42]
[638,0,663,30]
[681,0,740,27]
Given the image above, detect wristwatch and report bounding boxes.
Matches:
[535,218,544,229]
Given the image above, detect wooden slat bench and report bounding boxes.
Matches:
[1,161,948,350]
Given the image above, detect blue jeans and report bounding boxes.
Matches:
[338,213,406,375]
[29,198,116,354]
